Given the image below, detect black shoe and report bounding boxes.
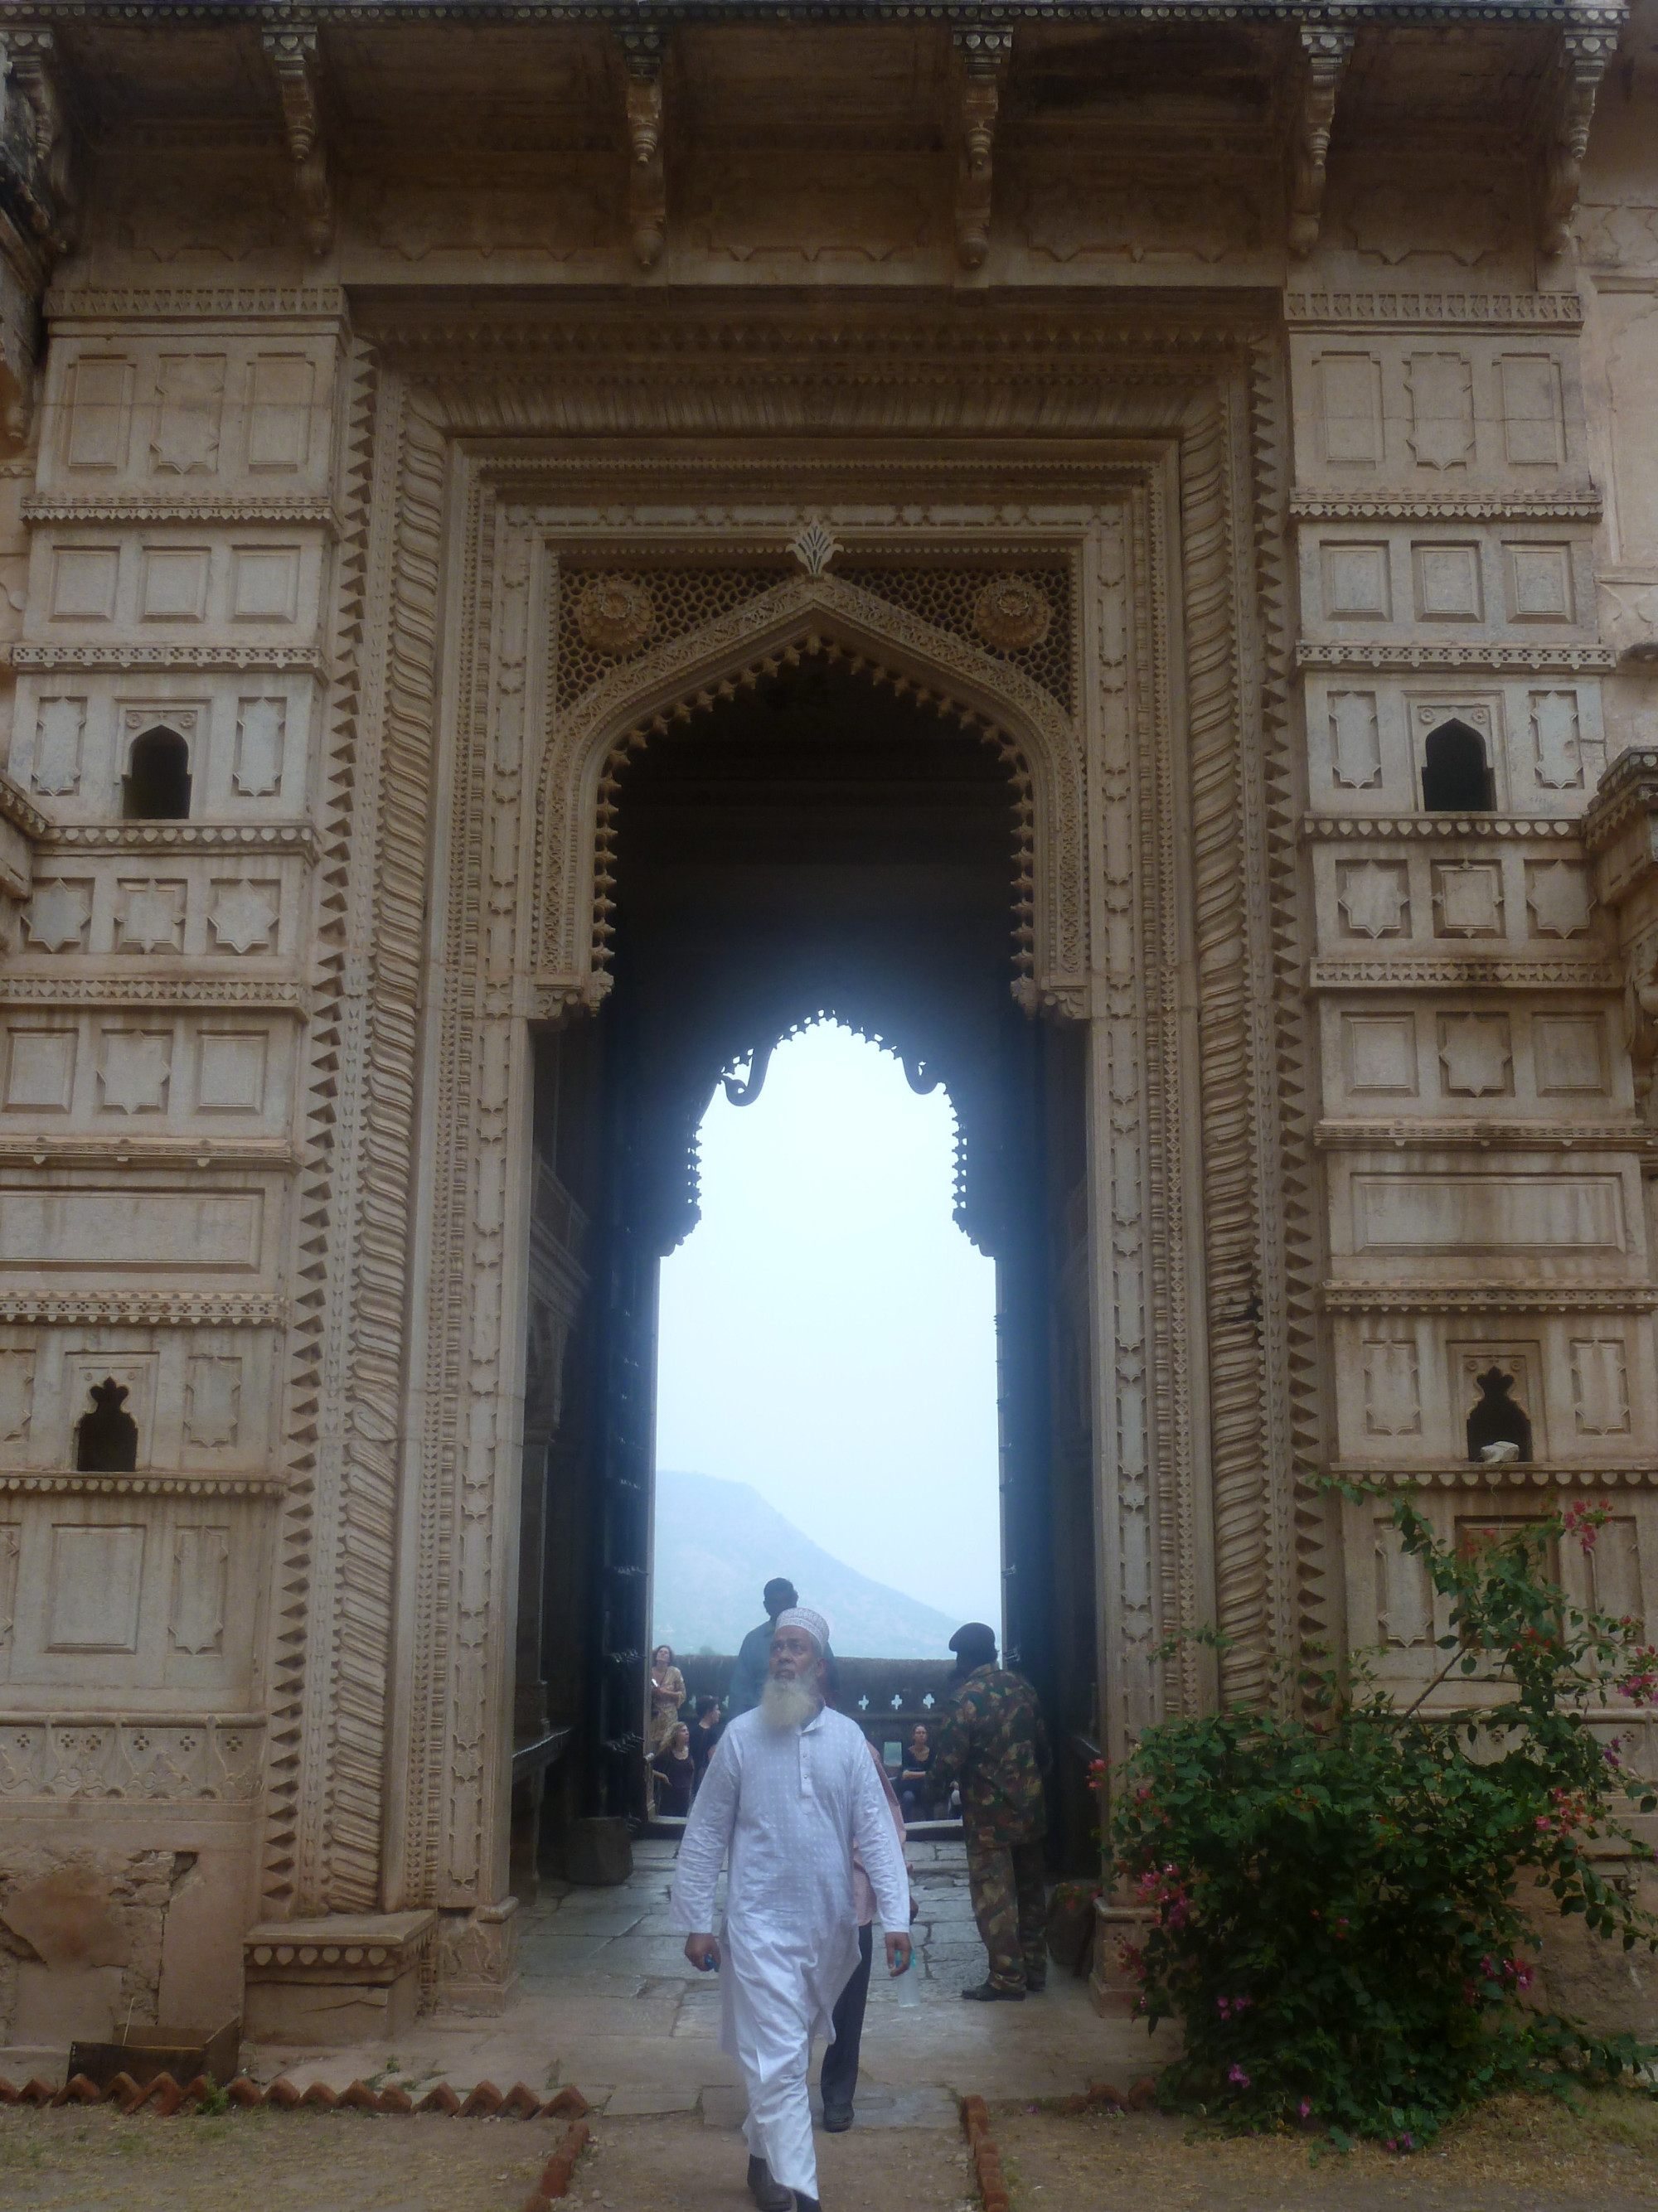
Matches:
[962,1979,1025,2001]
[1026,1976,1048,1994]
[748,2156,793,2211]
[822,2101,854,2132]
[793,2198,822,2211]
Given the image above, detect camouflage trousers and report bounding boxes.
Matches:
[965,1832,1047,1994]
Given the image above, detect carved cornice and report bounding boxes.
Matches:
[1290,491,1602,523]
[0,2,1626,21]
[1284,289,1584,331]
[1336,1462,1658,1489]
[0,1290,286,1324]
[1315,1119,1653,1151]
[1309,953,1616,989]
[1297,642,1616,675]
[1302,813,1583,845]
[0,1472,281,1497]
[3,644,324,672]
[0,975,305,1009]
[44,283,346,324]
[356,295,1270,368]
[1322,1281,1658,1313]
[23,496,341,534]
[38,820,318,861]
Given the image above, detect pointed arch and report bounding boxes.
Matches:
[528,571,1087,1013]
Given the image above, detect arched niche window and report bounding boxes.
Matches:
[123,725,192,821]
[75,1376,138,1472]
[1467,1364,1532,1464]
[1421,719,1494,813]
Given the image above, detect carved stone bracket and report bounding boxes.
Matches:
[262,26,334,258]
[953,27,1011,271]
[0,29,70,258]
[1539,22,1621,260]
[617,28,667,272]
[0,28,71,447]
[1287,26,1353,259]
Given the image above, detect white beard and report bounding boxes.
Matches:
[759,1672,822,1732]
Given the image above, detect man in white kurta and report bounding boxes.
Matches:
[670,1606,911,2212]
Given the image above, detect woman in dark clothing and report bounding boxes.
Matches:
[898,1724,935,1820]
[652,1721,696,1818]
[688,1695,724,1791]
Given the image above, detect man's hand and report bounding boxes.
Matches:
[885,1931,913,1977]
[684,1934,721,1972]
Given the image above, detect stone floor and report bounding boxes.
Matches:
[230,1838,1176,2121]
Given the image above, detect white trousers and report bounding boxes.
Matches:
[728,1958,818,2199]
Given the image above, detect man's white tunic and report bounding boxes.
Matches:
[669,1702,910,2195]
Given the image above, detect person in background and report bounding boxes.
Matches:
[652,1719,696,1819]
[671,1608,910,2212]
[821,1731,912,2134]
[650,1643,686,1751]
[690,1694,725,1792]
[928,1621,1052,2003]
[726,1578,798,1718]
[897,1723,935,1822]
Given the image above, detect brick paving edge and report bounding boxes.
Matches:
[0,2071,591,2125]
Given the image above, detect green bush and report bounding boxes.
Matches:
[1108,1493,1658,2147]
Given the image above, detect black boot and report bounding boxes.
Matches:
[747,2155,793,2212]
[793,2196,823,2211]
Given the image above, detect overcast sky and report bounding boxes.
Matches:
[654,1020,1002,1633]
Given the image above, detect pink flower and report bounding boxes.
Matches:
[1298,2099,1312,2121]
[1228,2064,1250,2089]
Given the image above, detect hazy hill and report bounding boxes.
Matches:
[652,1467,961,1659]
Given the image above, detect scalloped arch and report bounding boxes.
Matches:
[528,569,1087,1009]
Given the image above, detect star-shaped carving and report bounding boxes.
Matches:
[99,1032,172,1115]
[1528,862,1592,940]
[1439,1017,1510,1096]
[1338,862,1408,940]
[117,880,184,954]
[209,882,279,956]
[22,879,90,952]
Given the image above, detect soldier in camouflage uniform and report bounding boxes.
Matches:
[928,1622,1052,2001]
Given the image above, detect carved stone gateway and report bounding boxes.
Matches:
[0,0,1656,2041]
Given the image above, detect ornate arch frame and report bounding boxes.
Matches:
[259,299,1326,2001]
[529,570,1088,1010]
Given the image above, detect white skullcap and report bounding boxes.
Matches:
[773,1605,831,1653]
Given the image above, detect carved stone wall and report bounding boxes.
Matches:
[0,0,1654,2043]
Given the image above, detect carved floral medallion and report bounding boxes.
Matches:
[973,576,1052,652]
[574,575,656,657]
